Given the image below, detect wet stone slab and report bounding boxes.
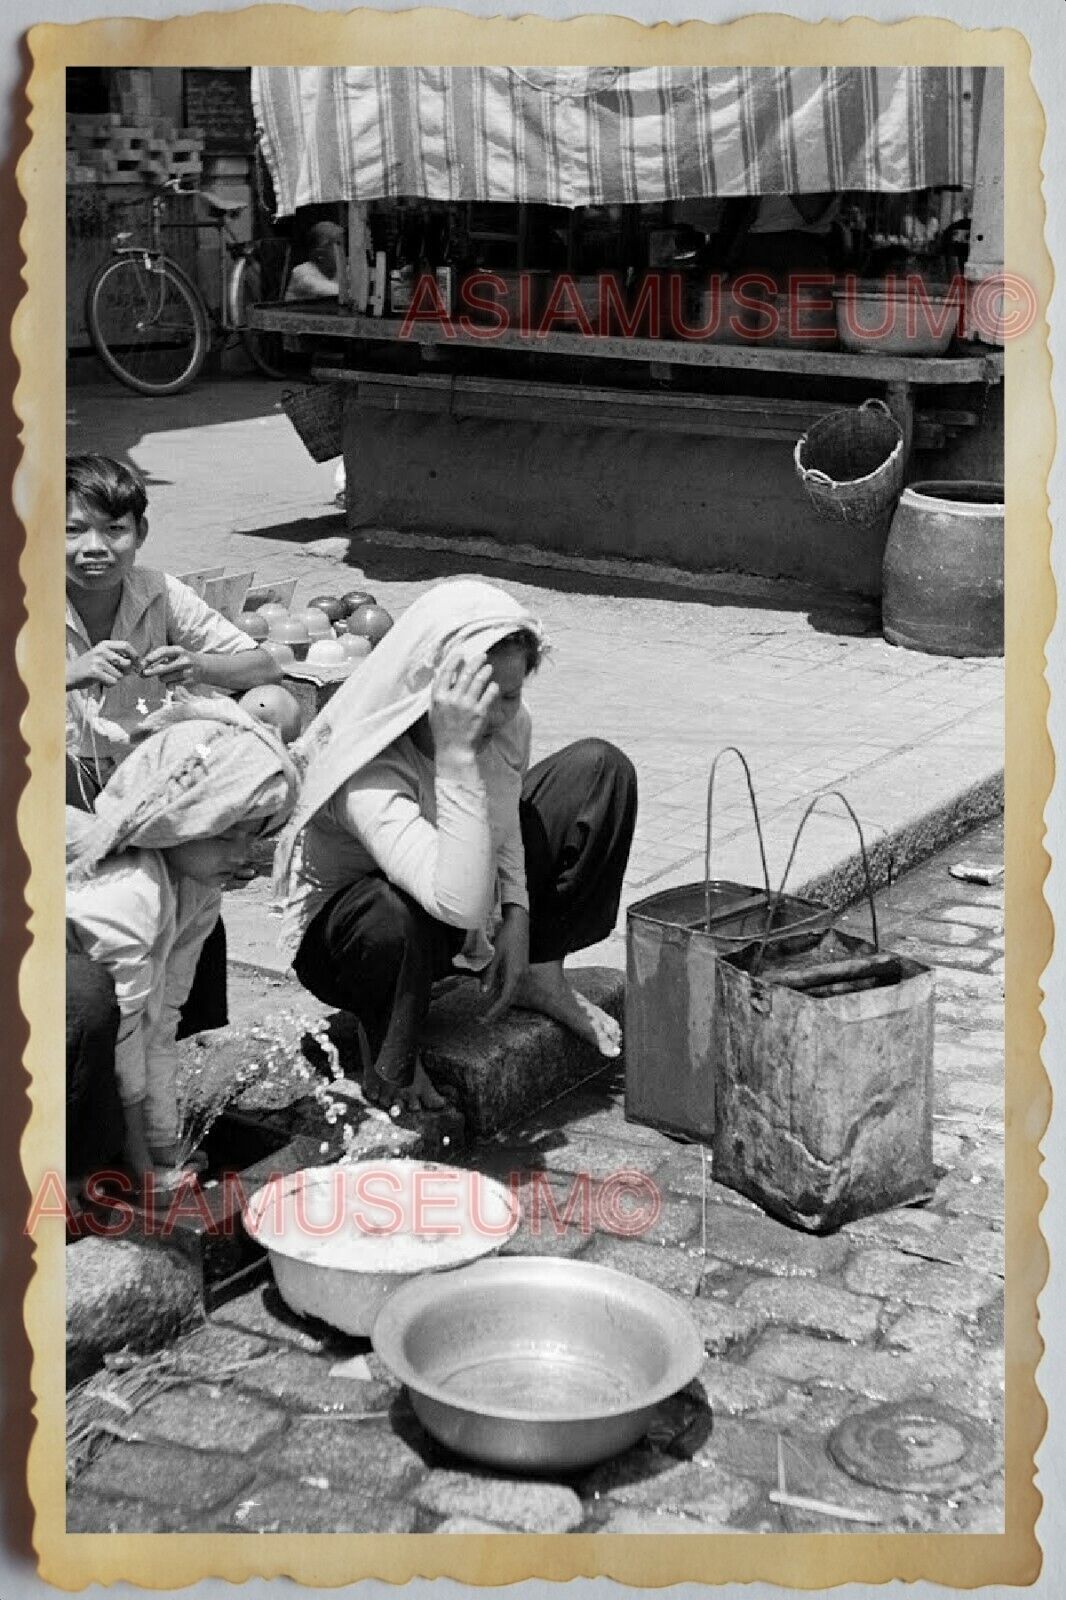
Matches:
[748,1330,945,1402]
[236,1347,399,1415]
[131,1382,288,1455]
[585,1235,706,1298]
[687,1298,762,1356]
[269,1413,429,1494]
[843,1247,1002,1315]
[697,1202,852,1279]
[169,1323,272,1376]
[66,1493,198,1533]
[694,1357,790,1417]
[228,1479,420,1534]
[734,1278,881,1343]
[76,1441,255,1512]
[413,1471,584,1533]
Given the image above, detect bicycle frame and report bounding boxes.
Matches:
[109,179,284,336]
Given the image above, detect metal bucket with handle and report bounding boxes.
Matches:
[712,793,935,1232]
[624,749,832,1142]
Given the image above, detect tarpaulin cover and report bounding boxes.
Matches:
[252,66,979,216]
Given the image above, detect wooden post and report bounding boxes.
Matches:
[345,200,370,311]
[884,380,914,464]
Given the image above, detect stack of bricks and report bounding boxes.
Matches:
[66,112,205,187]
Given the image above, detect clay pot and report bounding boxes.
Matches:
[882,481,1004,658]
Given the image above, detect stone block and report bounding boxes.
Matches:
[131,1381,287,1454]
[65,1493,193,1533]
[270,1414,426,1495]
[587,1453,754,1526]
[596,1507,714,1533]
[586,1235,706,1298]
[688,1298,762,1356]
[236,1347,399,1415]
[695,1357,789,1417]
[748,1329,945,1401]
[844,1248,1001,1314]
[420,967,624,1138]
[228,1479,419,1533]
[698,1202,851,1279]
[76,1441,255,1512]
[67,1237,201,1384]
[941,904,1004,930]
[414,1471,583,1533]
[169,1323,271,1377]
[734,1278,881,1343]
[883,1307,972,1360]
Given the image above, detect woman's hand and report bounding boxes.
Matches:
[429,650,497,764]
[66,640,140,690]
[480,904,530,1023]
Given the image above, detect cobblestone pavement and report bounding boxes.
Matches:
[68,378,1003,976]
[67,819,1004,1535]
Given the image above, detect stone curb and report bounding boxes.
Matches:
[791,769,1004,916]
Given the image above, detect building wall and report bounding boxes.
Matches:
[343,408,892,596]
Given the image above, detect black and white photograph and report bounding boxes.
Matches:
[23,35,1044,1581]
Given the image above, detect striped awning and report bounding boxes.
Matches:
[253,66,979,216]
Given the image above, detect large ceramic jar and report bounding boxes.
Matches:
[882,481,1004,657]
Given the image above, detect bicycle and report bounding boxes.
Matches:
[85,177,293,396]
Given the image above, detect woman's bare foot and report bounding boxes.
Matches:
[363,1053,450,1114]
[513,961,622,1058]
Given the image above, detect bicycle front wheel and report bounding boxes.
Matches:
[231,252,290,380]
[86,255,210,396]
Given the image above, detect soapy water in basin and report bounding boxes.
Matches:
[248,1163,517,1273]
[435,1349,628,1415]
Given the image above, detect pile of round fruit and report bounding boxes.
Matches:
[236,590,394,670]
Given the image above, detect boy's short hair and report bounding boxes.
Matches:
[66,453,148,524]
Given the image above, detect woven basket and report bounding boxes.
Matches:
[281,383,344,462]
[794,398,905,526]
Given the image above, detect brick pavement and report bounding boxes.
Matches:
[67,378,1003,976]
[67,819,1004,1534]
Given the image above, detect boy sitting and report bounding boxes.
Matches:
[65,452,281,803]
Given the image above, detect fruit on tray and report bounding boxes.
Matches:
[307,595,347,624]
[339,589,377,616]
[345,603,394,646]
[296,607,334,639]
[306,637,350,666]
[256,602,289,623]
[269,615,310,646]
[237,610,269,641]
[340,634,373,661]
[239,683,303,743]
[261,640,296,667]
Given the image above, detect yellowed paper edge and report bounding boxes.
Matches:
[15,8,1052,1588]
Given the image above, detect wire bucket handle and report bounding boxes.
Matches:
[749,791,878,974]
[703,747,771,930]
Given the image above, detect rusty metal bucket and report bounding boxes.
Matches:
[624,749,831,1142]
[712,794,935,1232]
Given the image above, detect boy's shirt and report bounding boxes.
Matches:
[66,566,258,766]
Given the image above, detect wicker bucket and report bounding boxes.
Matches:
[794,398,905,526]
[281,383,345,462]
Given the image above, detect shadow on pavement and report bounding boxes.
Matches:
[66,372,288,454]
[243,512,878,624]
